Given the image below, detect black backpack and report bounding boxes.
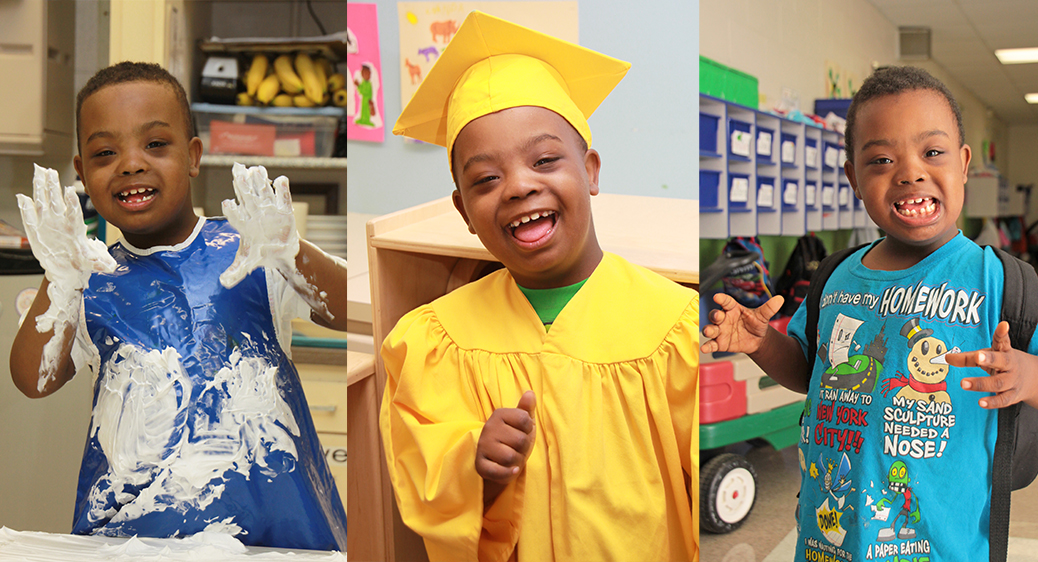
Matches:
[774,235,828,317]
[805,244,1038,562]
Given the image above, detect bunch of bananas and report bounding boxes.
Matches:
[239,52,348,108]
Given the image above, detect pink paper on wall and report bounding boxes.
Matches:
[346,3,385,143]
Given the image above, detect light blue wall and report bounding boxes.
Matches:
[346,0,699,215]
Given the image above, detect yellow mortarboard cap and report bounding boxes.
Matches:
[392,11,631,171]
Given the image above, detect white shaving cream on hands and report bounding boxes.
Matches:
[17,165,117,392]
[220,163,332,320]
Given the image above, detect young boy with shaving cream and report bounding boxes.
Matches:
[10,62,347,551]
[381,12,699,561]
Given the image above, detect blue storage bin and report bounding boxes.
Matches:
[700,169,722,211]
[728,118,752,159]
[729,173,751,212]
[814,98,852,120]
[700,112,720,155]
[805,181,818,208]
[823,142,841,169]
[822,183,836,209]
[839,183,853,209]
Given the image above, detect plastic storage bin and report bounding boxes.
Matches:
[728,119,752,159]
[700,169,722,211]
[192,103,345,157]
[729,173,751,212]
[756,126,774,161]
[700,112,720,155]
[814,98,852,120]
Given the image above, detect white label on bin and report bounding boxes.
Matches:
[757,131,772,156]
[782,140,796,163]
[839,187,850,206]
[822,186,835,207]
[805,146,818,167]
[731,131,751,157]
[730,177,749,202]
[825,146,839,168]
[806,184,816,206]
[757,183,774,208]
[784,182,798,205]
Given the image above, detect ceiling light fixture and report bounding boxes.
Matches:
[995,48,1038,64]
[1026,93,1038,104]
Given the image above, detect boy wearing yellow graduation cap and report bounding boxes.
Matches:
[380,11,699,562]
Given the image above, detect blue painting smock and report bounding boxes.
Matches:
[787,233,1038,562]
[70,217,346,551]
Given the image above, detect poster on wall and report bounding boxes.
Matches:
[396,2,578,122]
[346,3,385,143]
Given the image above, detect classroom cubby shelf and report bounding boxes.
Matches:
[699,94,875,238]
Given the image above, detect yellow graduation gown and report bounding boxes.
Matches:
[380,252,699,561]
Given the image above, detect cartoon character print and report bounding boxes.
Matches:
[881,318,960,404]
[818,313,887,393]
[810,452,857,547]
[873,460,921,542]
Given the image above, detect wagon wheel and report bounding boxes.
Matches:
[701,453,758,533]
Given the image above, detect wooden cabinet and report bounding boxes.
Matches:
[0,0,74,155]
[296,358,349,513]
[361,194,698,561]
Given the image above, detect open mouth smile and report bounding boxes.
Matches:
[118,187,157,206]
[506,209,557,247]
[894,197,937,218]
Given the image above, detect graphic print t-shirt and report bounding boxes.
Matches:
[787,233,1038,562]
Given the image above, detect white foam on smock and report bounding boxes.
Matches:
[86,343,299,529]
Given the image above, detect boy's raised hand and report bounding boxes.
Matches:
[700,294,784,354]
[947,321,1038,409]
[220,163,300,289]
[16,165,116,334]
[476,391,536,509]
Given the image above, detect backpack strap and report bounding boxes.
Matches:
[804,243,868,384]
[988,247,1038,562]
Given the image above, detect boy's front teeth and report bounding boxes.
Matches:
[895,197,936,216]
[509,210,554,228]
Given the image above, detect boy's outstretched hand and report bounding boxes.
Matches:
[220,163,300,289]
[947,321,1038,409]
[476,390,536,511]
[700,294,784,354]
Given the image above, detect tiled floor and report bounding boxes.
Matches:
[701,441,1038,561]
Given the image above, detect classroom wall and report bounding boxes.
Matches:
[700,0,1010,191]
[1007,124,1038,224]
[345,0,700,216]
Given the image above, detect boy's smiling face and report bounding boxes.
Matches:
[451,106,603,289]
[845,89,970,259]
[74,81,202,249]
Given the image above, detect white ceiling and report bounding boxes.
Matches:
[866,0,1038,125]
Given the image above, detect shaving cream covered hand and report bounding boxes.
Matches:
[16,164,116,334]
[219,163,300,289]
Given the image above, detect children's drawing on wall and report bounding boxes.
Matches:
[396,1,579,127]
[824,61,860,99]
[346,3,385,142]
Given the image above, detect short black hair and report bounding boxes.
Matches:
[76,61,195,150]
[845,65,964,164]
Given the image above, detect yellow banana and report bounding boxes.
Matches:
[332,89,348,108]
[317,56,334,81]
[256,74,282,104]
[293,93,317,108]
[236,92,255,106]
[327,73,346,91]
[313,57,328,96]
[295,52,326,105]
[273,54,304,94]
[272,93,294,107]
[245,54,269,97]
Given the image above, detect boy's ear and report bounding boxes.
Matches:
[188,137,203,178]
[960,143,972,181]
[584,148,601,196]
[844,160,861,199]
[73,155,87,196]
[451,189,476,234]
